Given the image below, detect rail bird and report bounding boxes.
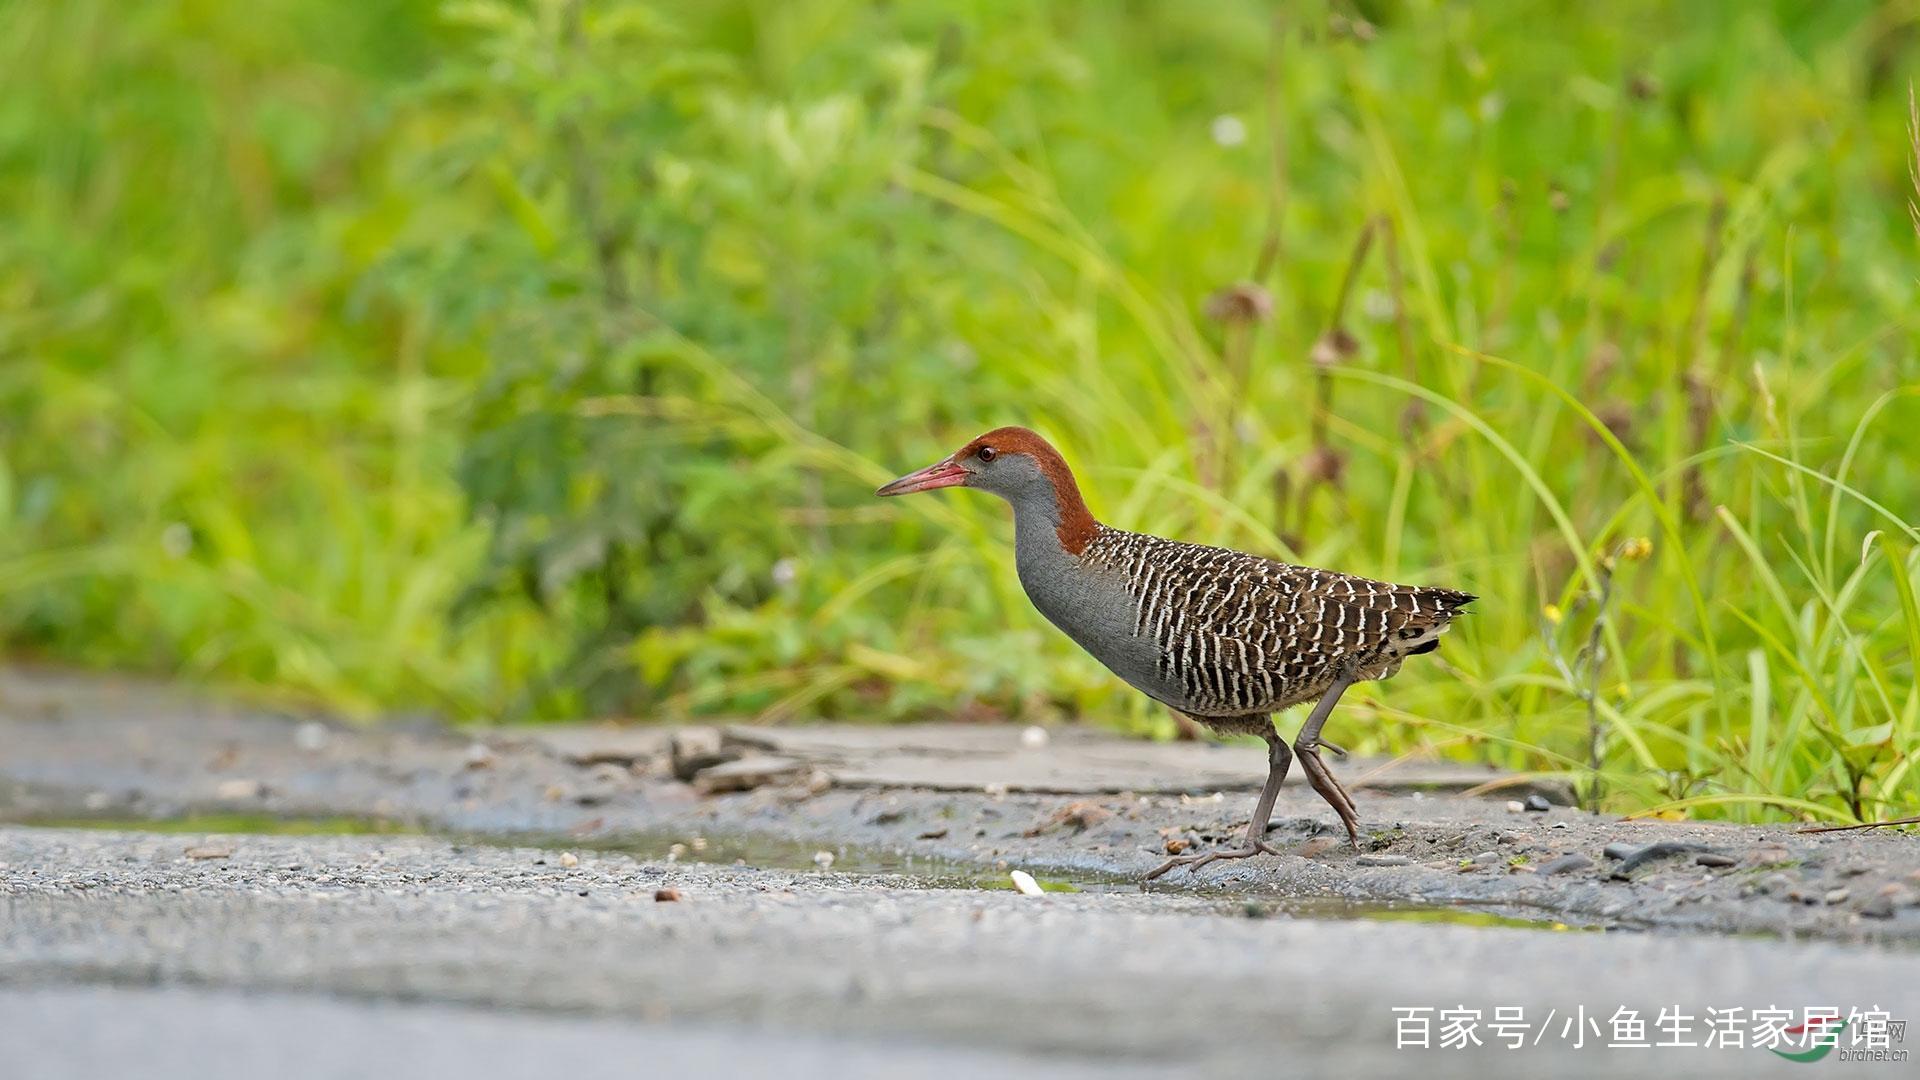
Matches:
[877,426,1473,879]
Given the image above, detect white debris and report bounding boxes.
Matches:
[214,779,264,801]
[1019,726,1050,749]
[813,850,836,870]
[1210,114,1247,147]
[558,851,579,869]
[295,722,330,753]
[1009,870,1046,897]
[983,782,1009,799]
[1505,800,1526,813]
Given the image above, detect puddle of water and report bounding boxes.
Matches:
[1252,895,1601,932]
[10,813,421,837]
[481,828,1106,894]
[7,813,1593,930]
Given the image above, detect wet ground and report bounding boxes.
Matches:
[3,669,1918,1076]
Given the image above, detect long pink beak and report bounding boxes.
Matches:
[876,456,968,497]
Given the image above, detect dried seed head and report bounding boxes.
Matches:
[1300,445,1347,487]
[1204,282,1274,324]
[1310,327,1359,369]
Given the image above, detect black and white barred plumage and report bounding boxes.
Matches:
[1079,525,1474,718]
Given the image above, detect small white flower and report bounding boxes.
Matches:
[1210,114,1248,148]
[161,522,192,559]
[771,558,799,588]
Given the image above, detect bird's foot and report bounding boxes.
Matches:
[1142,839,1284,882]
[1295,740,1362,849]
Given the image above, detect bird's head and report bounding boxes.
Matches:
[876,426,1100,553]
[875,426,1070,504]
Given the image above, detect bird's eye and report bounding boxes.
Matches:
[976,446,998,463]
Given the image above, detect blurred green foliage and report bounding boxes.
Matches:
[3,0,1917,822]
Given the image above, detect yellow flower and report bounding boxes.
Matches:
[1543,604,1563,625]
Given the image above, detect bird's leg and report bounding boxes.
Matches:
[1294,670,1362,848]
[1144,730,1290,881]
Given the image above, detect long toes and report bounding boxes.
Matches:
[1297,746,1363,846]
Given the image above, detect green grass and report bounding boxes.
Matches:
[1,0,1916,825]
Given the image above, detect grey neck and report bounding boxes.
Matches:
[1009,486,1070,568]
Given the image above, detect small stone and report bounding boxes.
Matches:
[1504,800,1525,813]
[1541,854,1593,876]
[1861,894,1896,919]
[983,783,1009,799]
[463,742,496,770]
[83,792,113,811]
[184,843,234,860]
[1299,837,1339,859]
[654,888,681,902]
[1019,726,1050,749]
[1549,821,1570,830]
[669,727,737,782]
[1877,883,1919,907]
[1695,852,1738,868]
[1497,831,1529,846]
[558,852,579,869]
[1824,887,1850,906]
[1471,850,1501,865]
[918,828,949,840]
[812,850,835,870]
[214,779,264,801]
[1009,870,1046,897]
[691,756,807,795]
[1602,842,1637,861]
[1524,794,1553,812]
[1164,837,1191,856]
[1356,854,1412,867]
[294,722,330,753]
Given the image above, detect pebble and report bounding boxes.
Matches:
[1009,870,1045,897]
[558,852,579,869]
[462,742,496,770]
[1861,894,1895,919]
[1877,883,1919,907]
[295,722,330,753]
[1471,850,1501,865]
[1164,838,1190,856]
[812,850,835,870]
[1695,853,1738,868]
[918,828,949,840]
[214,779,265,801]
[1298,837,1338,859]
[1824,887,1850,906]
[1019,726,1050,749]
[1541,854,1593,876]
[184,843,235,860]
[1356,854,1411,867]
[1504,800,1525,813]
[1524,794,1553,812]
[653,888,681,902]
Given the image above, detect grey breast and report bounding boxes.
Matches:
[1012,523,1183,708]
